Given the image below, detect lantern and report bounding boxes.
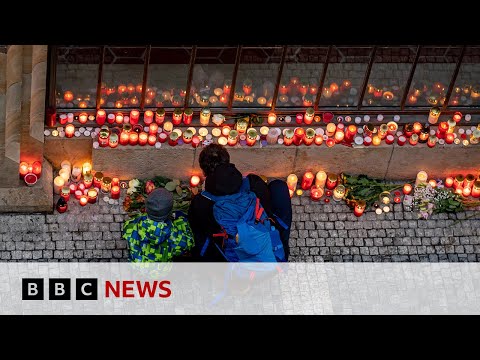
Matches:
[315,171,327,188]
[101,177,112,194]
[463,174,476,189]
[445,133,455,144]
[163,121,173,135]
[304,108,315,124]
[354,200,366,217]
[345,125,357,143]
[326,173,338,190]
[246,129,257,147]
[372,136,381,146]
[148,134,157,146]
[98,128,110,147]
[87,188,98,204]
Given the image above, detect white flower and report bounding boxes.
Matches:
[129,179,140,189]
[127,187,137,195]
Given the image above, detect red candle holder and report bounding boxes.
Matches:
[363,136,372,146]
[397,136,407,146]
[453,111,462,123]
[192,136,200,148]
[304,108,315,125]
[353,200,366,217]
[293,128,305,146]
[403,123,414,138]
[323,112,334,124]
[326,138,335,147]
[409,134,419,146]
[303,129,316,146]
[169,132,179,146]
[227,130,239,146]
[59,114,68,125]
[65,124,75,138]
[32,161,42,179]
[69,183,77,194]
[190,175,201,188]
[310,185,324,201]
[445,133,455,144]
[427,135,437,148]
[472,181,480,198]
[326,174,338,190]
[79,196,88,207]
[111,185,120,199]
[119,132,129,146]
[148,134,157,146]
[283,129,294,146]
[159,132,168,143]
[246,129,257,147]
[267,113,277,125]
[403,183,413,195]
[345,125,357,143]
[385,134,395,145]
[19,161,29,179]
[138,132,148,146]
[155,108,165,125]
[314,135,323,146]
[128,110,139,124]
[301,171,314,190]
[149,123,158,136]
[172,109,183,125]
[334,131,345,144]
[444,177,454,188]
[129,132,139,146]
[79,113,88,124]
[296,113,303,124]
[183,108,193,125]
[413,122,423,134]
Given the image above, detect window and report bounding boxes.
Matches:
[319,46,373,108]
[363,46,416,107]
[56,46,101,109]
[232,47,283,108]
[275,46,328,108]
[448,46,480,107]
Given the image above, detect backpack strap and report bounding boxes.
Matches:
[254,198,264,224]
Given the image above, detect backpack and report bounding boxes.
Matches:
[201,178,286,263]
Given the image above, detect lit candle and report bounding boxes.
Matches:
[287,174,298,191]
[182,129,194,144]
[83,173,93,188]
[301,172,314,190]
[463,174,476,189]
[315,171,327,188]
[428,179,437,188]
[453,111,462,123]
[322,87,332,99]
[326,173,338,190]
[470,129,480,144]
[148,134,157,146]
[403,183,413,195]
[108,133,118,148]
[471,181,480,198]
[259,126,269,139]
[129,110,139,124]
[333,185,345,201]
[78,113,88,124]
[217,136,228,146]
[155,108,165,125]
[413,122,423,134]
[192,136,200,148]
[69,183,77,194]
[101,177,112,194]
[246,129,257,147]
[129,132,139,146]
[386,121,398,136]
[314,135,324,146]
[64,91,74,102]
[148,123,159,136]
[227,130,239,146]
[168,132,179,146]
[344,125,357,143]
[107,114,115,124]
[463,187,471,197]
[82,162,92,176]
[304,108,315,125]
[372,135,381,146]
[444,132,454,145]
[283,129,294,146]
[326,123,336,137]
[326,138,335,147]
[158,132,168,143]
[444,177,454,188]
[454,175,465,190]
[310,185,324,201]
[427,135,437,148]
[211,128,221,137]
[183,108,193,125]
[172,108,183,125]
[293,128,305,146]
[19,161,29,178]
[409,134,419,146]
[87,188,98,204]
[111,185,120,199]
[415,171,428,187]
[120,131,129,146]
[54,176,65,194]
[190,175,201,188]
[93,171,103,188]
[222,125,231,137]
[65,124,75,138]
[289,189,294,198]
[268,113,277,125]
[379,191,392,205]
[428,107,441,124]
[79,195,88,206]
[447,119,456,134]
[408,95,417,105]
[302,128,315,146]
[200,108,211,126]
[142,110,154,125]
[353,200,366,217]
[163,121,173,135]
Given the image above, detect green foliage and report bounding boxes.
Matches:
[342,173,404,208]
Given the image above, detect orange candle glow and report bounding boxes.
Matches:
[129,132,139,146]
[329,83,339,93]
[190,175,201,188]
[310,185,324,201]
[287,174,298,191]
[79,195,88,206]
[129,110,139,124]
[148,134,157,146]
[428,179,437,188]
[301,172,315,190]
[445,133,455,144]
[453,112,462,123]
[353,200,366,217]
[87,188,98,204]
[63,91,74,102]
[138,132,148,146]
[222,125,231,137]
[163,121,173,134]
[413,122,423,134]
[96,109,106,125]
[463,187,471,197]
[315,171,327,188]
[326,123,336,137]
[403,183,413,195]
[115,101,123,109]
[144,110,154,125]
[115,113,124,125]
[79,113,88,124]
[65,124,75,138]
[472,181,480,198]
[335,131,345,144]
[372,135,381,146]
[314,135,323,146]
[19,161,29,178]
[111,185,120,199]
[149,123,158,136]
[445,177,454,188]
[32,161,42,178]
[268,113,277,125]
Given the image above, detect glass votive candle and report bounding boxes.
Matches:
[301,171,315,190]
[83,173,93,188]
[111,185,120,199]
[415,171,428,187]
[354,200,366,217]
[87,188,98,204]
[169,132,179,146]
[148,134,157,146]
[445,133,455,144]
[266,128,280,145]
[372,135,381,146]
[427,135,437,148]
[61,186,70,202]
[217,136,228,146]
[403,183,413,195]
[155,108,165,125]
[182,129,194,144]
[333,185,346,201]
[93,171,103,188]
[96,110,106,125]
[172,108,183,125]
[364,136,372,146]
[310,185,324,201]
[148,123,159,136]
[129,132,139,146]
[283,129,294,146]
[267,113,277,125]
[200,107,211,126]
[304,128,316,146]
[304,108,315,124]
[334,131,345,144]
[326,123,336,137]
[79,195,88,207]
[397,135,407,146]
[101,177,112,194]
[227,130,239,146]
[246,129,257,146]
[326,173,338,190]
[315,135,323,146]
[296,113,303,124]
[293,128,305,146]
[444,177,454,188]
[463,174,476,189]
[471,181,480,198]
[108,133,118,148]
[385,134,395,145]
[326,138,335,147]
[409,134,419,146]
[138,132,148,146]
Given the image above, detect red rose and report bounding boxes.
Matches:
[145,180,156,195]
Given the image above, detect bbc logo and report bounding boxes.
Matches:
[22,278,98,300]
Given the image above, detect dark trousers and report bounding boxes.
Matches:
[268,180,292,260]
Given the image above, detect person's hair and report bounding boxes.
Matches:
[199,144,230,177]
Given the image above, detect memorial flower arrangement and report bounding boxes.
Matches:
[341,173,403,207]
[123,176,192,216]
[412,181,480,219]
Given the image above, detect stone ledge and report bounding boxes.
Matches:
[0,159,53,213]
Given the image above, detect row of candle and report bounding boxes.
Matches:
[413,170,480,198]
[19,160,43,186]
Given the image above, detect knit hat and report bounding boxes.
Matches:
[145,188,174,222]
[205,163,243,196]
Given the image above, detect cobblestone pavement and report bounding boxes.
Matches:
[0,192,479,262]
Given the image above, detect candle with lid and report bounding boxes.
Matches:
[304,128,316,146]
[199,108,211,126]
[409,134,419,146]
[227,130,239,146]
[353,200,366,217]
[283,129,294,146]
[155,108,165,125]
[301,171,315,190]
[304,108,315,124]
[111,185,120,199]
[287,174,298,191]
[87,188,98,204]
[427,135,438,148]
[428,107,441,124]
[83,173,93,188]
[246,129,257,147]
[333,185,345,201]
[93,171,103,188]
[471,181,480,198]
[415,171,428,187]
[326,173,338,190]
[293,128,305,146]
[267,113,277,125]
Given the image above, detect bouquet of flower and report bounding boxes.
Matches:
[123,176,193,216]
[412,180,480,219]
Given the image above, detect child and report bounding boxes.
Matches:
[122,187,194,262]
